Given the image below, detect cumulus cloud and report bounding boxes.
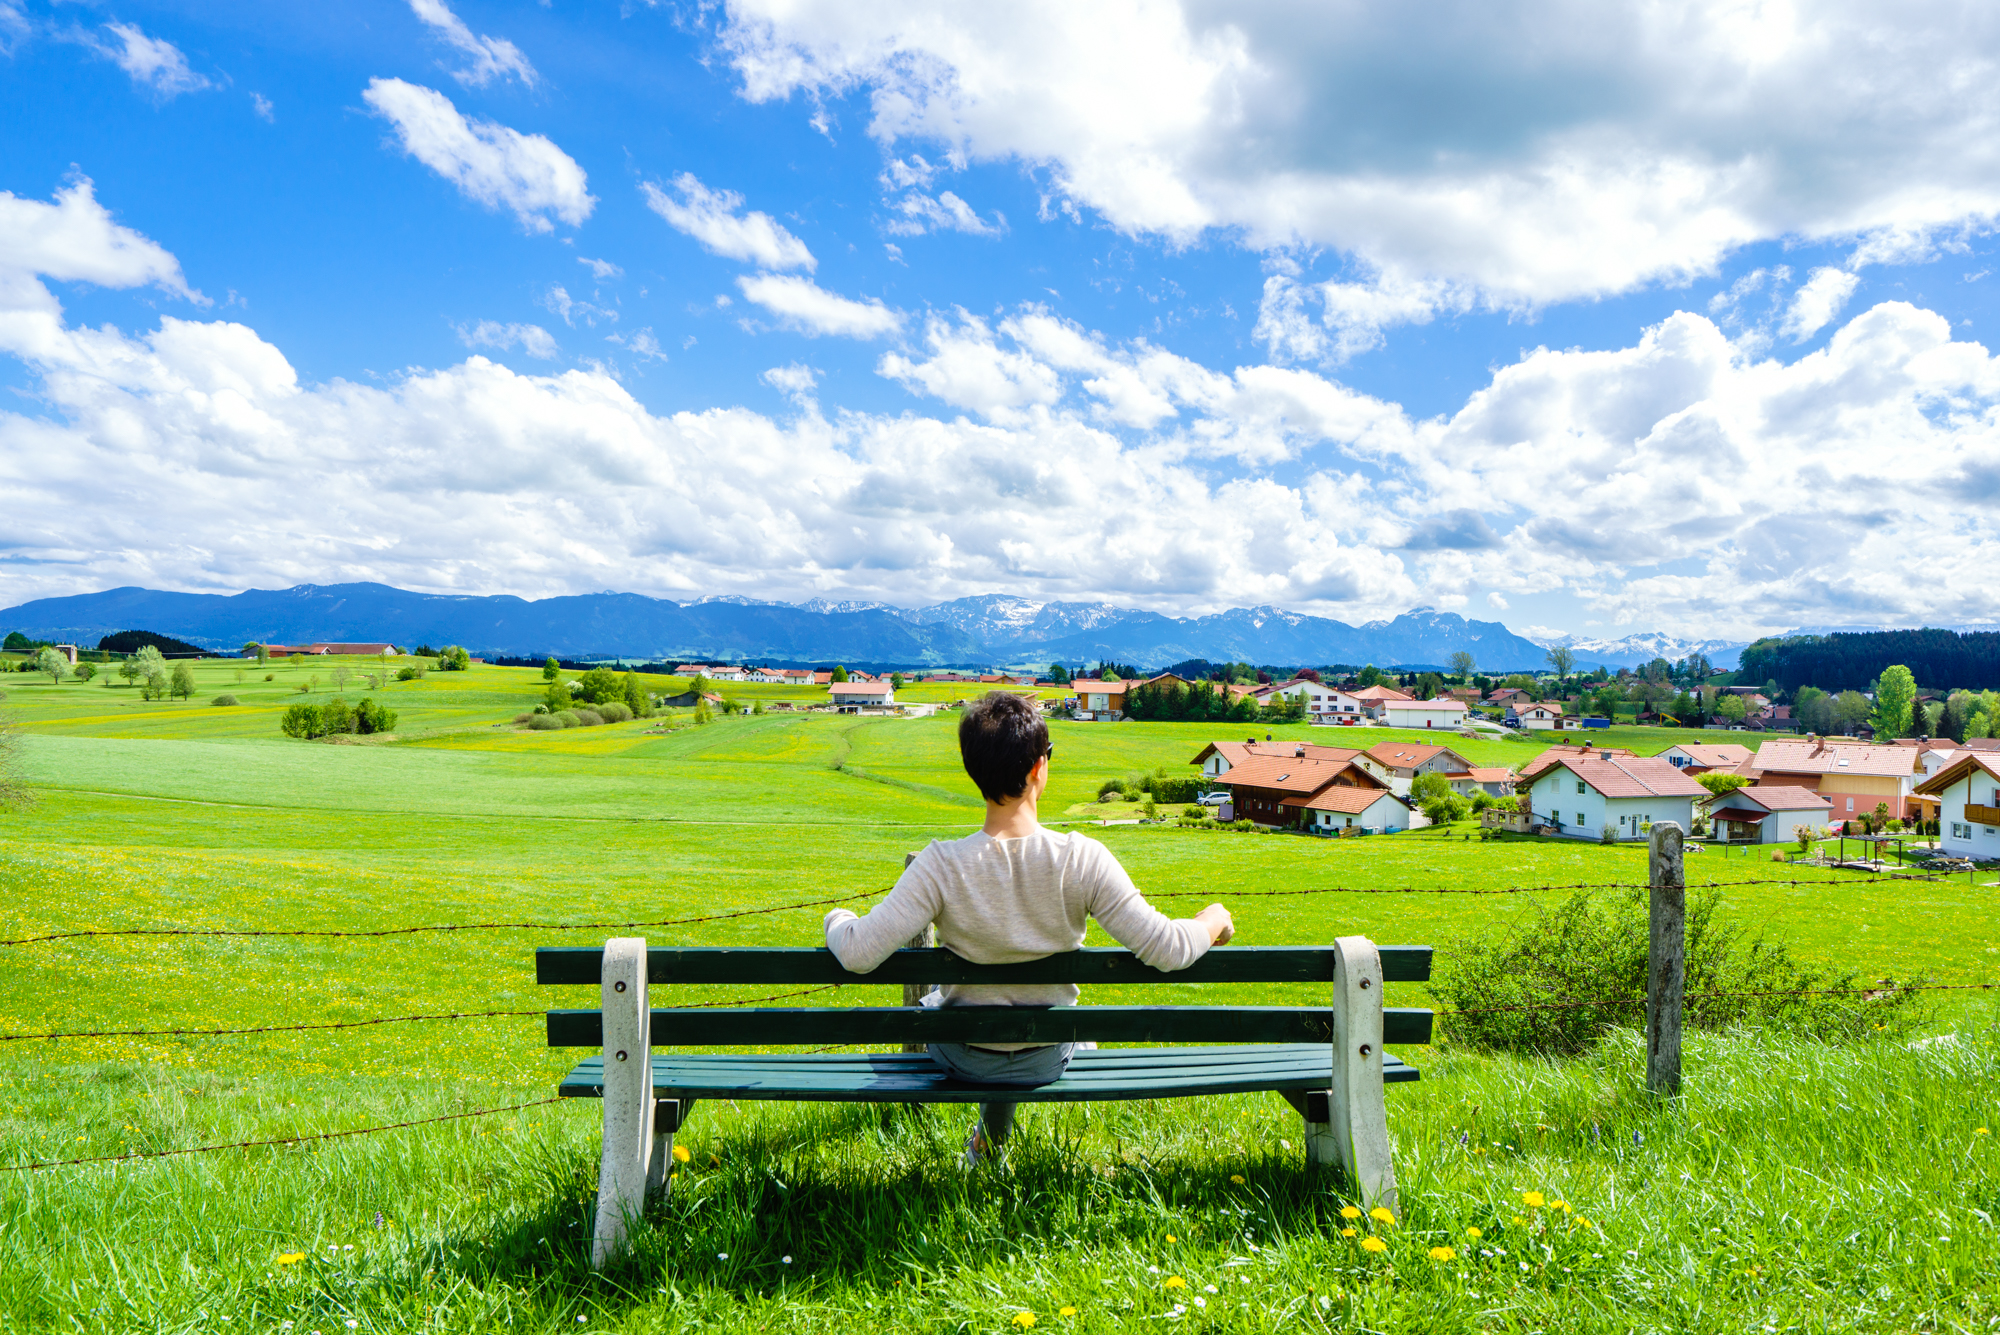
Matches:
[456,320,558,358]
[5,200,2000,637]
[885,190,1003,237]
[737,273,901,338]
[408,0,537,88]
[642,175,815,270]
[91,22,211,98]
[1781,267,1861,342]
[763,361,820,407]
[721,0,2000,340]
[0,179,199,299]
[362,78,593,232]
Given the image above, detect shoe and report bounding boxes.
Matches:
[961,1123,1002,1169]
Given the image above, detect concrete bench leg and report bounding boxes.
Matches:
[646,1098,694,1197]
[592,936,652,1269]
[1296,935,1399,1216]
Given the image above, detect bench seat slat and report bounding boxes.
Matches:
[536,945,1432,987]
[555,1044,1418,1103]
[546,1005,1434,1048]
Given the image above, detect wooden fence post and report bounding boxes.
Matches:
[1646,823,1685,1096]
[901,852,934,1053]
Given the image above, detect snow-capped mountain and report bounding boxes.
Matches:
[1524,629,1750,670]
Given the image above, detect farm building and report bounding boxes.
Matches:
[1349,685,1413,719]
[829,681,895,711]
[1707,786,1833,845]
[1202,751,1390,829]
[1505,701,1573,730]
[1357,742,1476,796]
[1519,752,1705,841]
[1381,698,1470,729]
[1188,739,1362,781]
[1914,752,2000,859]
[1071,678,1129,720]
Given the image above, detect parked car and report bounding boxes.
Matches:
[1197,791,1231,806]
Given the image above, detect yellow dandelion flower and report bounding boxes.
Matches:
[276,1252,305,1266]
[1339,1206,1363,1220]
[1230,1175,1245,1184]
[1428,1246,1456,1262]
[1340,1227,1357,1237]
[1058,1307,1078,1318]
[1522,1191,1545,1208]
[1166,1234,1177,1243]
[1575,1216,1593,1228]
[1359,1236,1387,1254]
[1465,1227,1482,1240]
[1978,1128,1991,1136]
[1163,1275,1186,1290]
[1552,1199,1572,1213]
[672,1145,691,1163]
[1012,1313,1037,1328]
[1511,1215,1526,1226]
[1369,1207,1395,1225]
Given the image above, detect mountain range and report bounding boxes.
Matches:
[0,583,1750,671]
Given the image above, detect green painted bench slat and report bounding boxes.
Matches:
[557,1044,1418,1103]
[536,944,1432,987]
[546,1004,1434,1048]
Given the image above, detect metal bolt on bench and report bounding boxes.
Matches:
[537,938,1433,1267]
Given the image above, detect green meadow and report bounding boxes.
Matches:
[0,658,1995,1332]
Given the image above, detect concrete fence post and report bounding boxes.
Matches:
[591,936,652,1268]
[1311,934,1398,1214]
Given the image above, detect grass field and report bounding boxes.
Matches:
[1,661,1995,1332]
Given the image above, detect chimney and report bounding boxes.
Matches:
[1295,743,1306,758]
[1598,749,1611,760]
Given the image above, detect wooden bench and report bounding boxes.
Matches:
[537,936,1432,1266]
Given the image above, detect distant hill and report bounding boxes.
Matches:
[0,582,1644,671]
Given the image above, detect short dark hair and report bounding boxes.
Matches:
[959,691,1050,803]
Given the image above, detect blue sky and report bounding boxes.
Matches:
[3,0,1999,643]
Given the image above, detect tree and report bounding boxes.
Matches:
[831,666,849,683]
[2,631,36,653]
[622,669,651,718]
[1717,695,1748,724]
[1415,671,1445,700]
[1545,645,1577,682]
[890,672,906,690]
[543,656,561,681]
[1795,686,1833,734]
[1046,663,1071,684]
[1356,664,1382,688]
[1697,771,1751,799]
[318,696,353,734]
[1869,664,1917,739]
[1449,650,1475,680]
[437,646,472,672]
[354,699,398,734]
[575,666,623,704]
[1592,683,1624,719]
[542,679,572,713]
[1835,690,1871,731]
[242,642,264,663]
[33,648,68,684]
[1410,771,1455,805]
[118,658,141,687]
[74,661,95,682]
[1295,668,1322,683]
[169,663,196,700]
[280,702,321,738]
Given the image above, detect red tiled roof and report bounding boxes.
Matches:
[1914,750,2000,795]
[1282,785,1407,814]
[1466,767,1515,783]
[1666,743,1753,768]
[1351,685,1413,701]
[1517,743,1636,782]
[1730,786,1832,812]
[1532,754,1708,798]
[1072,678,1128,693]
[1364,742,1462,769]
[1749,740,1917,779]
[830,681,895,696]
[1190,740,1364,769]
[1212,754,1379,796]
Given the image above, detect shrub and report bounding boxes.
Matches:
[1431,890,1931,1056]
[318,697,354,735]
[211,694,239,707]
[280,702,320,739]
[1096,778,1126,798]
[573,709,605,727]
[1182,805,1207,819]
[1600,822,1618,844]
[1097,791,1119,804]
[1143,797,1158,820]
[526,715,562,731]
[397,666,422,682]
[353,699,397,734]
[554,710,581,728]
[574,666,623,704]
[264,673,275,682]
[596,701,633,723]
[513,713,535,724]
[1230,819,1257,831]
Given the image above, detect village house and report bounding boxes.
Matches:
[1189,738,1363,781]
[829,680,895,712]
[1357,742,1477,797]
[1743,738,1919,821]
[260,642,401,657]
[1914,752,2000,859]
[1505,700,1573,731]
[1300,680,1368,724]
[1656,742,1753,774]
[1485,687,1532,707]
[1350,684,1413,719]
[1519,751,1706,841]
[1284,784,1415,836]
[1516,742,1636,785]
[1071,678,1129,720]
[1195,747,1409,831]
[1707,786,1833,845]
[1382,697,1471,730]
[1465,766,1517,797]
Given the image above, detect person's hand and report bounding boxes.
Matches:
[1196,903,1235,946]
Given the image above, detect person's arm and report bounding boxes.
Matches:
[1076,839,1231,971]
[823,852,946,973]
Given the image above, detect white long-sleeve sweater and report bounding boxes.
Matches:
[823,828,1213,1046]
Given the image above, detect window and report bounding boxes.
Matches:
[1577,812,1585,825]
[1576,780,1586,794]
[1951,822,1972,839]
[1846,798,1853,811]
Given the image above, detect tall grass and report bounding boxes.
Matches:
[2,1021,1995,1331]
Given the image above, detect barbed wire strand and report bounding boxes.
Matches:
[1445,980,1997,1017]
[0,891,883,948]
[1148,872,1973,898]
[0,1097,565,1175]
[0,985,841,1044]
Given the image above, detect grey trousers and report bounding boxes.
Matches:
[927,1041,1076,1143]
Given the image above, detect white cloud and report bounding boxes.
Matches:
[539,284,616,328]
[737,273,901,338]
[92,22,211,98]
[641,175,815,271]
[456,320,558,358]
[6,201,2000,638]
[763,361,820,406]
[721,1,2000,341]
[1780,267,1860,342]
[0,179,199,298]
[251,93,274,122]
[1487,592,1510,610]
[408,0,538,88]
[884,190,1004,238]
[607,327,667,362]
[362,78,593,233]
[577,256,623,281]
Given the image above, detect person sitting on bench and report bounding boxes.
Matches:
[824,691,1235,1164]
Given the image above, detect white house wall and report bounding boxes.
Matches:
[1941,772,2000,857]
[1530,773,1696,841]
